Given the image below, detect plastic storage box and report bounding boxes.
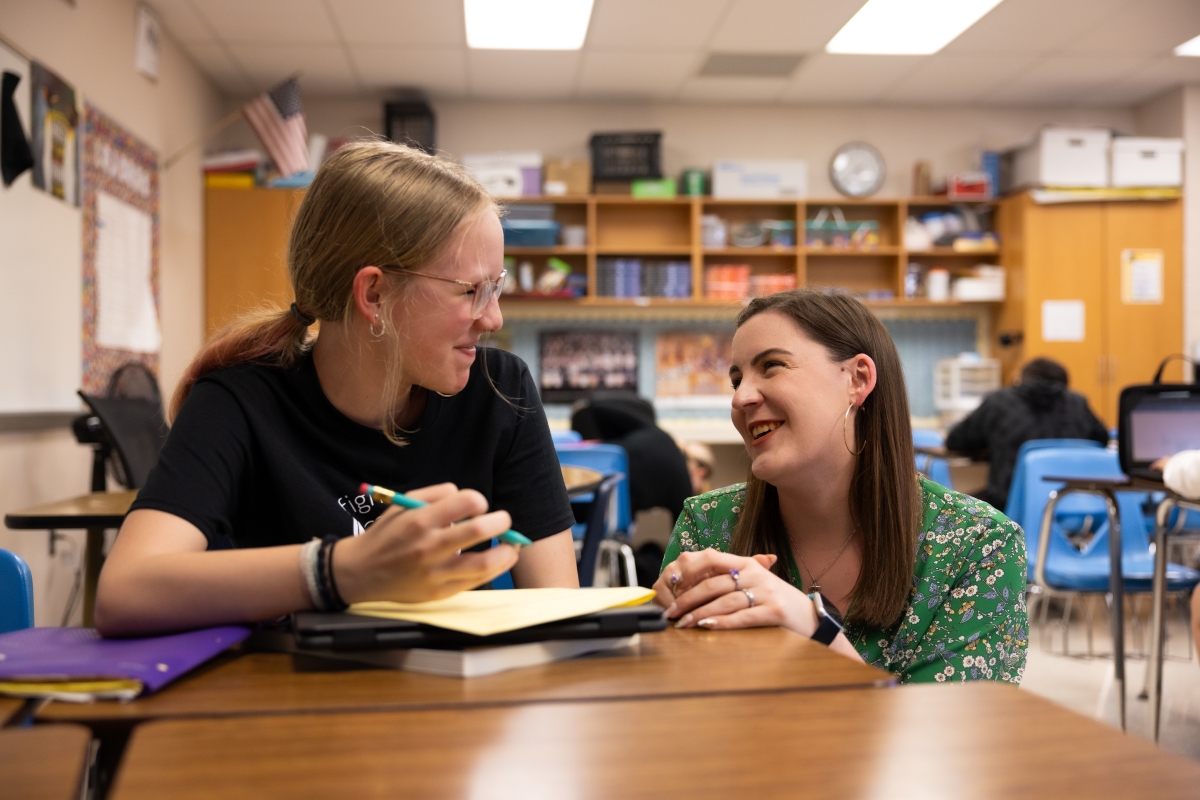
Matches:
[501,219,560,247]
[1110,137,1183,187]
[1008,127,1111,189]
[934,355,1000,416]
[589,132,662,181]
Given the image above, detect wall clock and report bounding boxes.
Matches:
[830,141,886,197]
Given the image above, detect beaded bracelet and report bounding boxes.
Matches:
[318,535,349,612]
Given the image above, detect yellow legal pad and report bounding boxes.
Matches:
[350,587,656,637]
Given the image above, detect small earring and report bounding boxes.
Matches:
[843,403,866,456]
[369,314,386,338]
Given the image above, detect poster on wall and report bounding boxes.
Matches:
[539,330,638,403]
[30,61,79,206]
[655,331,733,408]
[82,102,160,394]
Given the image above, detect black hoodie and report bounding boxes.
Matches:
[945,381,1109,511]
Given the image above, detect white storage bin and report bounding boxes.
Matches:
[1011,127,1111,188]
[1111,137,1183,187]
[934,355,1000,415]
[712,160,808,199]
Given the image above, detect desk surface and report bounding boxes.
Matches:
[4,490,138,529]
[0,696,24,725]
[560,465,602,496]
[1,724,91,800]
[109,682,1200,799]
[39,627,889,726]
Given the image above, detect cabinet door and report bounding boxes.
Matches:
[205,188,304,336]
[1102,201,1184,420]
[1024,203,1107,422]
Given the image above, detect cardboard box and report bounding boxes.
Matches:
[543,158,590,196]
[461,152,541,197]
[712,160,808,199]
[1111,137,1183,187]
[1010,128,1110,189]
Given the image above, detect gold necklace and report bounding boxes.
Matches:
[793,530,856,594]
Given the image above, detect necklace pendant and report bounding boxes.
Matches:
[809,584,820,594]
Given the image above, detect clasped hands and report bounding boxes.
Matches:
[652,549,820,638]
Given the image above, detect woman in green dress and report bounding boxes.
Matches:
[655,290,1028,684]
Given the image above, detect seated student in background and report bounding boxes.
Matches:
[946,357,1108,510]
[653,290,1028,684]
[95,141,578,636]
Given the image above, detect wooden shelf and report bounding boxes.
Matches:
[806,247,901,256]
[703,247,797,255]
[907,196,997,206]
[500,196,590,204]
[504,247,588,256]
[906,248,998,257]
[595,246,692,255]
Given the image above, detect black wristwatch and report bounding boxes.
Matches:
[808,592,844,646]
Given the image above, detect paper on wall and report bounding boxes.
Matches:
[95,191,160,353]
[1121,248,1163,304]
[1042,300,1085,342]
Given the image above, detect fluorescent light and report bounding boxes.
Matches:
[826,0,1005,55]
[1175,34,1200,56]
[465,0,594,50]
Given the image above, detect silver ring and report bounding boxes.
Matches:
[742,588,755,608]
[730,569,740,591]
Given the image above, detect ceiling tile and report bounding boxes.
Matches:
[352,47,468,95]
[1086,56,1200,106]
[709,0,866,53]
[467,51,581,99]
[227,43,360,95]
[191,0,339,44]
[327,0,465,46]
[576,51,699,98]
[180,42,254,93]
[781,54,920,103]
[145,0,214,44]
[983,55,1149,106]
[942,0,1133,55]
[1063,0,1200,56]
[677,76,787,102]
[880,54,1040,104]
[586,0,730,49]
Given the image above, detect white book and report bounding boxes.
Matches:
[313,635,639,679]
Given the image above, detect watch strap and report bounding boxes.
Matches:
[808,592,844,646]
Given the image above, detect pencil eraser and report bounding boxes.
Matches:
[359,483,371,495]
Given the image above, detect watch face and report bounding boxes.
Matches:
[830,142,885,198]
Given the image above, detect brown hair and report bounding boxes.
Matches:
[730,290,920,628]
[171,140,494,443]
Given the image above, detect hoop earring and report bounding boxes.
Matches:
[369,315,386,339]
[843,403,866,456]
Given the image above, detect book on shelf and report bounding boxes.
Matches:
[597,258,691,298]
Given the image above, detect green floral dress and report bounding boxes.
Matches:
[661,476,1029,685]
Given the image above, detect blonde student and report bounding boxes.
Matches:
[96,141,578,636]
[655,290,1028,684]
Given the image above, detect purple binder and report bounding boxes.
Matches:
[0,626,251,694]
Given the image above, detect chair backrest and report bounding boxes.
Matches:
[0,549,34,633]
[556,443,632,533]
[1004,438,1104,521]
[912,428,944,448]
[551,430,582,445]
[912,429,953,489]
[1011,447,1151,579]
[79,392,169,489]
[577,473,624,587]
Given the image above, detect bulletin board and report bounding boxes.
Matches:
[80,103,160,394]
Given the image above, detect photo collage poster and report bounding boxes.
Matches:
[539,330,638,403]
[655,330,734,407]
[81,102,160,394]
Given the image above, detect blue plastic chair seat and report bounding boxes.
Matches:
[1043,553,1200,593]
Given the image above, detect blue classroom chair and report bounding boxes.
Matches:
[555,443,632,536]
[912,429,953,490]
[0,549,34,633]
[551,430,582,445]
[1004,439,1104,524]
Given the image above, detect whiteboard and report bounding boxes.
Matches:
[0,41,83,413]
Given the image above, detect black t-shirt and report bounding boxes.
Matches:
[131,348,574,550]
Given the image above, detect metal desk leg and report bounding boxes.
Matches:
[1102,490,1125,731]
[81,527,105,627]
[1148,499,1176,743]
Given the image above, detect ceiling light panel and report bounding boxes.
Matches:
[1177,34,1200,56]
[465,0,595,50]
[826,0,1006,55]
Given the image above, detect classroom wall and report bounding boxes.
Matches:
[0,0,225,625]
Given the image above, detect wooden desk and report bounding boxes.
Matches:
[40,627,889,728]
[4,490,137,626]
[560,465,602,497]
[0,696,24,726]
[109,683,1200,799]
[1,724,92,800]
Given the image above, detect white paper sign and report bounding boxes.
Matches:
[1042,300,1085,342]
[96,191,160,353]
[1121,248,1163,304]
[136,6,161,80]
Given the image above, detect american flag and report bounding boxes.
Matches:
[242,79,308,178]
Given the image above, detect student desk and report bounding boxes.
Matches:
[4,490,137,627]
[0,696,24,725]
[38,627,889,731]
[107,682,1200,799]
[0,724,92,800]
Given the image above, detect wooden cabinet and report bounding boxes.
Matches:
[995,193,1183,426]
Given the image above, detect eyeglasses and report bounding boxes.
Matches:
[381,266,507,320]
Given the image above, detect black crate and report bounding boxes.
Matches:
[589,132,662,181]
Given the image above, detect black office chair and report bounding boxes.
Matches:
[74,363,169,491]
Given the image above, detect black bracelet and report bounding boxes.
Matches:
[319,535,349,612]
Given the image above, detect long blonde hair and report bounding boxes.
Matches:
[730,290,921,628]
[172,140,495,443]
